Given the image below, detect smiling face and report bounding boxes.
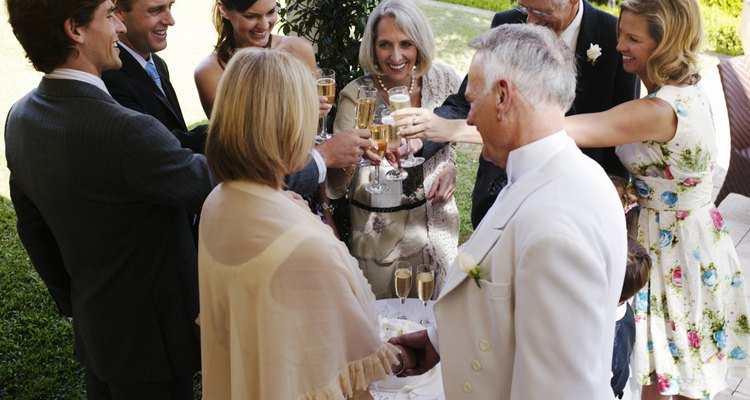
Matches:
[116,0,175,59]
[616,10,657,84]
[220,0,278,49]
[517,0,578,36]
[374,16,417,83]
[78,0,127,75]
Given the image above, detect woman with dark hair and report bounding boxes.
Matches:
[194,0,317,117]
[567,0,750,397]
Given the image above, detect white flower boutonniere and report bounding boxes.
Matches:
[587,43,602,66]
[457,252,482,289]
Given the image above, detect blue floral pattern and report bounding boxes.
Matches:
[616,85,750,398]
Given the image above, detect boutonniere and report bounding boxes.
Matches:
[457,252,482,288]
[586,43,602,66]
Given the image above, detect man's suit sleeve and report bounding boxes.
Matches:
[9,177,72,317]
[433,76,470,120]
[103,71,207,154]
[284,159,319,198]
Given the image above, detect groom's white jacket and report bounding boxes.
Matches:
[434,133,627,399]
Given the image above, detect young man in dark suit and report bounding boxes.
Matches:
[397,0,640,228]
[5,0,214,397]
[102,0,371,233]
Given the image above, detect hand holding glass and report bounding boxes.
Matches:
[316,68,336,143]
[383,113,407,181]
[355,86,377,167]
[365,112,389,194]
[387,86,424,168]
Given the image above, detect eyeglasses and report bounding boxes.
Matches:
[514,3,555,19]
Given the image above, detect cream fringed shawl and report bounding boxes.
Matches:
[198,181,400,399]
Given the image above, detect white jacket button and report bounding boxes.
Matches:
[471,359,483,372]
[463,381,473,393]
[479,339,491,352]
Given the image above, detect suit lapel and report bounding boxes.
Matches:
[118,46,183,122]
[571,1,602,116]
[153,54,186,127]
[439,141,581,298]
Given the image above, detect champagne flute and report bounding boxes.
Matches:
[393,261,412,320]
[365,112,389,194]
[382,112,407,181]
[355,86,377,167]
[316,68,336,143]
[416,264,435,326]
[387,86,424,168]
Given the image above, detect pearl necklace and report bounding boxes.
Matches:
[375,72,415,95]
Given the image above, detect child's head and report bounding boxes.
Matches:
[610,176,639,238]
[620,238,652,304]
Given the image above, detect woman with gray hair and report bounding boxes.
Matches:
[329,0,460,300]
[567,0,750,397]
[199,48,404,399]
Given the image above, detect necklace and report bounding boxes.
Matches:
[375,72,415,95]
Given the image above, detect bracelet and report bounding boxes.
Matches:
[320,202,335,214]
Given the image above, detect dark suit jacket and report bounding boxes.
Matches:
[103,46,207,154]
[435,1,640,228]
[5,78,215,383]
[103,46,319,199]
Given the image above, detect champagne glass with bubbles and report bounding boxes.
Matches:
[393,261,412,320]
[416,264,434,326]
[365,110,389,194]
[382,111,408,181]
[388,86,424,167]
[355,86,377,167]
[316,68,336,143]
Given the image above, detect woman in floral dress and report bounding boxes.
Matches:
[566,0,749,398]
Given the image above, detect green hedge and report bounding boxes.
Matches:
[436,0,744,56]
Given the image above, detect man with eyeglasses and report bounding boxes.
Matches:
[395,0,640,228]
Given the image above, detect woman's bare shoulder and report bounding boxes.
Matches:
[194,51,222,77]
[277,35,316,69]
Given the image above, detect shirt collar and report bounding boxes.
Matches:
[505,130,569,185]
[559,0,583,52]
[44,68,110,95]
[118,41,152,69]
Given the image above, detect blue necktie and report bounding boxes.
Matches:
[144,60,164,93]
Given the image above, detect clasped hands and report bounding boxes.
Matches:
[388,330,440,377]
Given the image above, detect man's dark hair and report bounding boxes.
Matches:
[7,0,106,73]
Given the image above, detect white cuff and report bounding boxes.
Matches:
[310,148,327,183]
[427,324,440,355]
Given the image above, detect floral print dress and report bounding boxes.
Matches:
[617,85,750,398]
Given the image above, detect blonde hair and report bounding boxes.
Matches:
[206,48,317,188]
[619,0,702,88]
[359,0,435,77]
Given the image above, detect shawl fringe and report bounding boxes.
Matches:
[299,342,401,400]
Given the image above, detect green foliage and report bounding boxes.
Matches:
[456,143,482,243]
[702,3,744,56]
[0,197,85,399]
[435,0,510,12]
[279,0,379,127]
[703,0,742,18]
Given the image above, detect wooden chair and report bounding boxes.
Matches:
[716,55,750,205]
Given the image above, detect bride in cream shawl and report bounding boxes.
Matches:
[199,48,401,399]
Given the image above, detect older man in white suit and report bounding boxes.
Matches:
[390,24,627,399]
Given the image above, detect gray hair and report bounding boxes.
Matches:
[359,0,435,77]
[469,24,576,110]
